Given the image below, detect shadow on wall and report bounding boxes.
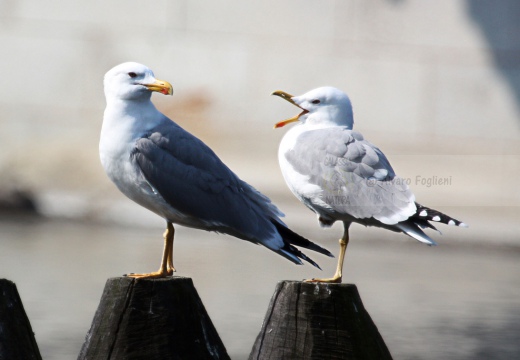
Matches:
[467,0,520,126]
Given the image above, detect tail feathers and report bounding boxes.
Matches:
[271,220,333,270]
[413,203,468,228]
[396,203,467,246]
[395,222,438,246]
[277,244,322,270]
[272,221,334,258]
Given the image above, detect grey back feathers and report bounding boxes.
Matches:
[285,127,416,225]
[132,121,282,240]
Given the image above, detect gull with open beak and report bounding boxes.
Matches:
[272,87,467,283]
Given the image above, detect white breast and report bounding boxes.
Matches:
[278,124,332,214]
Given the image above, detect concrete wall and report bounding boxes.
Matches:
[0,0,519,227]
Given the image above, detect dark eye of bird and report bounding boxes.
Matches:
[128,72,137,78]
[311,99,321,104]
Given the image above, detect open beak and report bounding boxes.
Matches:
[271,90,308,128]
[144,79,173,95]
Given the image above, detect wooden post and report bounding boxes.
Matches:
[249,281,392,360]
[0,279,42,360]
[78,276,230,360]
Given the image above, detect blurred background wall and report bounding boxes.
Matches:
[0,0,519,236]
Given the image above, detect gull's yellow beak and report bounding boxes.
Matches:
[271,90,307,128]
[145,79,173,95]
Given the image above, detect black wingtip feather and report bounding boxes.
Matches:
[413,203,468,228]
[278,243,323,270]
[272,221,334,258]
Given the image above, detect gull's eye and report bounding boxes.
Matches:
[128,72,137,78]
[311,99,321,104]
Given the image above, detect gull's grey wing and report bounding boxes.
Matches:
[131,120,282,242]
[285,127,416,225]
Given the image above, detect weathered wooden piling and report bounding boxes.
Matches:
[0,279,42,360]
[249,281,392,360]
[78,276,229,360]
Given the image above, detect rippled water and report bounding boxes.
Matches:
[1,216,520,359]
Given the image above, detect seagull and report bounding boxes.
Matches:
[272,86,467,283]
[99,62,332,278]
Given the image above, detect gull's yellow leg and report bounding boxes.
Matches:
[165,222,176,274]
[127,221,176,279]
[305,222,350,283]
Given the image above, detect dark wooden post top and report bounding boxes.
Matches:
[249,281,392,360]
[0,278,42,360]
[78,276,229,360]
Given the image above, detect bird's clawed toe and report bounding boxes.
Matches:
[124,269,174,279]
[304,276,342,284]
